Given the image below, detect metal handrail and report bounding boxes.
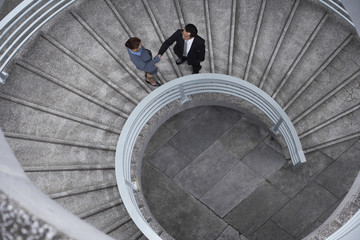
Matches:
[0,0,76,83]
[115,73,306,239]
[319,0,355,27]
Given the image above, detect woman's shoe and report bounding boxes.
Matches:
[146,79,161,87]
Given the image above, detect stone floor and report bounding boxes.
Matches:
[141,106,360,240]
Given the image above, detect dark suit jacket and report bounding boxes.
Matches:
[158,29,205,65]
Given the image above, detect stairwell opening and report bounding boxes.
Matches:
[140,105,290,240]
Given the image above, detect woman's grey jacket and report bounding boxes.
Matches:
[127,46,160,75]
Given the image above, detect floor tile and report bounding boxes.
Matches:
[263,135,284,154]
[272,182,338,237]
[250,221,294,240]
[220,118,268,160]
[144,143,192,178]
[216,225,241,240]
[200,161,264,217]
[315,160,358,198]
[144,124,177,157]
[316,142,360,198]
[267,168,308,198]
[337,141,360,167]
[224,182,290,236]
[163,106,205,133]
[141,161,227,240]
[242,142,286,178]
[174,141,240,199]
[169,106,242,160]
[294,219,322,240]
[266,151,332,198]
[292,151,334,181]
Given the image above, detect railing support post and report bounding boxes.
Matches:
[126,180,139,192]
[179,84,190,105]
[270,118,283,134]
[0,72,8,84]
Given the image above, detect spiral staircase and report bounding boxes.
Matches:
[0,0,360,239]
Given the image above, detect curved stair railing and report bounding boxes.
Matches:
[115,73,306,239]
[319,0,354,27]
[0,0,77,83]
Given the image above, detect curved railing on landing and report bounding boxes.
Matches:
[0,0,76,83]
[115,73,306,239]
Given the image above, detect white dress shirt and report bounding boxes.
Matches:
[183,38,194,57]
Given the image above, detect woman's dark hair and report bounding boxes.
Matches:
[184,24,197,37]
[125,37,141,49]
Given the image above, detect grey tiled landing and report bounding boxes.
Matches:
[220,118,268,160]
[216,225,246,240]
[145,143,192,179]
[169,106,242,161]
[268,151,333,198]
[272,182,338,238]
[224,182,290,236]
[141,161,227,240]
[200,161,264,217]
[141,106,353,240]
[144,124,177,157]
[316,141,360,198]
[250,221,294,240]
[174,141,240,199]
[242,142,286,178]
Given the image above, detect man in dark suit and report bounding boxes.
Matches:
[158,24,205,74]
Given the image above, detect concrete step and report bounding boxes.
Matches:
[301,109,360,150]
[208,0,233,74]
[83,204,133,233]
[40,11,151,97]
[13,35,138,110]
[231,0,262,79]
[26,170,116,196]
[5,138,115,168]
[296,75,360,139]
[274,16,351,108]
[108,220,143,240]
[261,0,327,96]
[0,98,119,145]
[0,64,128,128]
[106,0,181,80]
[286,39,360,122]
[55,187,121,217]
[245,0,295,86]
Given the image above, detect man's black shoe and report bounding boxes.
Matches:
[176,58,185,65]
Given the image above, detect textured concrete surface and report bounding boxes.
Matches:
[224,182,290,236]
[142,106,360,239]
[168,106,242,160]
[142,161,227,240]
[272,182,337,237]
[200,160,264,217]
[174,141,239,199]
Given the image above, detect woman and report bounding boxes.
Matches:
[125,37,161,86]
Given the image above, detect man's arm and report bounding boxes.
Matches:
[199,39,205,62]
[158,29,181,56]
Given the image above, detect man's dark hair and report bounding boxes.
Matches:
[125,37,141,49]
[185,24,198,37]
